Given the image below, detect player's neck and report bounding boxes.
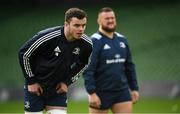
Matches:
[99,28,113,39]
[64,28,75,42]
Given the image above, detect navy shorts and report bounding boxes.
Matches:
[24,86,67,112]
[96,88,132,110]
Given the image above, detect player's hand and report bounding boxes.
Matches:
[131,90,139,104]
[88,93,101,109]
[56,82,68,94]
[28,83,43,96]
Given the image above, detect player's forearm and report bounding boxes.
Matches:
[63,62,86,86]
[19,47,36,84]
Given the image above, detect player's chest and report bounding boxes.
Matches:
[53,42,82,59]
[100,40,127,59]
[43,39,82,62]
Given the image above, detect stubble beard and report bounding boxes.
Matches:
[102,25,116,33]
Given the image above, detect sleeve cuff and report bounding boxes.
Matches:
[25,78,36,85]
[62,79,72,86]
[129,81,139,91]
[87,89,96,95]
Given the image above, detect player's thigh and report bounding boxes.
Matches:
[89,107,108,114]
[45,93,67,114]
[111,101,132,113]
[24,86,44,112]
[46,92,67,109]
[96,91,113,110]
[111,88,133,113]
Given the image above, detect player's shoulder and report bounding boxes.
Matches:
[81,34,92,46]
[90,32,106,48]
[27,26,62,44]
[114,32,128,42]
[91,32,103,40]
[114,32,126,39]
[114,32,130,47]
[36,26,62,38]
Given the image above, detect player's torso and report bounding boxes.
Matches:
[35,37,84,79]
[33,28,87,86]
[94,34,129,91]
[99,35,127,67]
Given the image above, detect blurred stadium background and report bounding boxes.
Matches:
[0,0,180,113]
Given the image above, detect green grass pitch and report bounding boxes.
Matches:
[0,98,179,113]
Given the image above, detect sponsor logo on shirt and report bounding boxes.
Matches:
[106,54,125,64]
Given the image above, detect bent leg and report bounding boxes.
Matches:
[45,92,67,114]
[24,85,44,113]
[111,101,132,114]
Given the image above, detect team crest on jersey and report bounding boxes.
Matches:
[120,42,126,48]
[115,54,120,58]
[73,47,80,55]
[25,101,30,109]
[54,46,61,56]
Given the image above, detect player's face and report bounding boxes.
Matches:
[66,17,87,40]
[98,11,116,32]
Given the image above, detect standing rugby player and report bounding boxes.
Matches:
[83,7,139,114]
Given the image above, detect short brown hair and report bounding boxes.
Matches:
[98,7,114,14]
[65,8,87,23]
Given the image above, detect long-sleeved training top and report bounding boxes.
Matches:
[19,26,92,91]
[83,31,138,94]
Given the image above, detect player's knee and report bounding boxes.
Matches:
[25,111,43,114]
[46,109,67,114]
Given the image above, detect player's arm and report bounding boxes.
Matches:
[63,42,93,86]
[18,34,45,96]
[19,31,59,95]
[18,34,41,85]
[124,39,139,103]
[19,29,60,83]
[83,38,102,108]
[124,39,139,91]
[83,38,102,94]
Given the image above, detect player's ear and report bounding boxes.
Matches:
[64,22,68,27]
[97,14,101,25]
